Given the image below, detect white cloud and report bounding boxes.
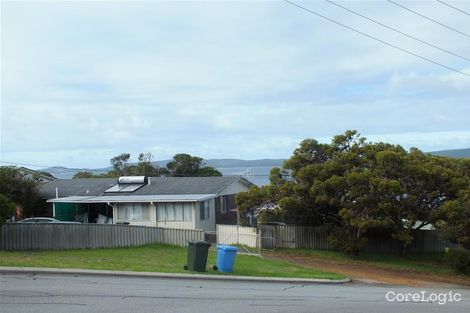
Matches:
[1,0,469,168]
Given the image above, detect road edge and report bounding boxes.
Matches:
[0,266,351,284]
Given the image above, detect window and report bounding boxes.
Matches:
[226,195,236,211]
[220,197,227,214]
[174,203,183,221]
[157,202,193,222]
[183,203,192,221]
[156,203,165,221]
[219,195,236,213]
[118,203,149,221]
[200,200,210,220]
[166,203,175,220]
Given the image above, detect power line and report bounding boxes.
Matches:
[436,0,470,16]
[388,0,470,38]
[283,0,470,77]
[326,0,470,62]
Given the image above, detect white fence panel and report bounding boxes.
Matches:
[216,224,258,248]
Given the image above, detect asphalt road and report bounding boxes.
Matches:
[1,273,469,313]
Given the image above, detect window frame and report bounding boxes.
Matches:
[199,200,210,220]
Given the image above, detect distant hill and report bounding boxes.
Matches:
[428,148,470,158]
[203,158,284,168]
[43,158,285,179]
[43,166,111,179]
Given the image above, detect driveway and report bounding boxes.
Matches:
[1,273,469,313]
[266,253,470,287]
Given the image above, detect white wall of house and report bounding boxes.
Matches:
[195,198,216,232]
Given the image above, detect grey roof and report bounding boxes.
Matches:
[39,178,117,199]
[39,176,252,200]
[131,176,249,195]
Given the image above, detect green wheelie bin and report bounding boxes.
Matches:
[184,240,211,272]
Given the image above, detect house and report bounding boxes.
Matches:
[18,166,56,183]
[38,176,252,232]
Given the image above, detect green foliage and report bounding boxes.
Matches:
[236,130,470,256]
[283,138,332,175]
[126,153,163,176]
[0,194,16,224]
[433,191,470,250]
[269,167,288,186]
[0,166,40,218]
[77,152,221,178]
[195,166,222,177]
[236,186,267,225]
[166,154,203,176]
[446,248,470,275]
[328,226,367,256]
[166,153,222,177]
[73,171,97,178]
[110,153,131,176]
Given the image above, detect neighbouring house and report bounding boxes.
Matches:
[18,166,56,183]
[38,176,252,232]
[6,167,56,221]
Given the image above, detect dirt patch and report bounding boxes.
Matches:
[264,253,470,287]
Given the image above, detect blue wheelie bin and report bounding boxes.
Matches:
[216,245,238,272]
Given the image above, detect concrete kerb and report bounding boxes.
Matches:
[0,267,352,284]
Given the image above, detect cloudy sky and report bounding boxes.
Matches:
[1,0,470,169]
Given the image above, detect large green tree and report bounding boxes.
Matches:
[0,167,40,219]
[0,194,16,224]
[433,189,470,250]
[166,153,221,177]
[110,153,131,176]
[387,150,466,255]
[236,130,469,255]
[126,153,167,176]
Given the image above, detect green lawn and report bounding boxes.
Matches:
[274,248,458,276]
[0,244,345,280]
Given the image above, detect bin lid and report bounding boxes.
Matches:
[217,245,238,251]
[194,240,211,246]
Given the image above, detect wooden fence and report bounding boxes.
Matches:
[0,224,205,250]
[216,224,455,253]
[261,225,454,252]
[260,225,332,250]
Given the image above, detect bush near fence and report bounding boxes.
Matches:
[0,224,204,250]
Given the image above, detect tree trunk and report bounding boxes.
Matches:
[399,240,406,256]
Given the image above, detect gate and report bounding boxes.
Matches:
[259,225,276,249]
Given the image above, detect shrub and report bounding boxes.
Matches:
[328,227,367,256]
[446,248,470,275]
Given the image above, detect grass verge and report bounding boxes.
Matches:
[0,244,345,280]
[273,248,462,276]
